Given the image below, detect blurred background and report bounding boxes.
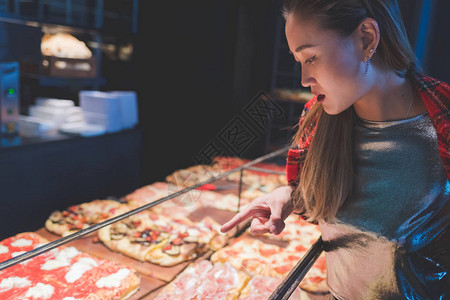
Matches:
[0,0,448,238]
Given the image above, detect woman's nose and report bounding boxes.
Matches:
[301,67,315,88]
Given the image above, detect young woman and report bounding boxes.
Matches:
[220,0,450,299]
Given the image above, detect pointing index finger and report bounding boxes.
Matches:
[220,204,263,233]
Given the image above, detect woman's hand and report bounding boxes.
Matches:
[220,186,294,235]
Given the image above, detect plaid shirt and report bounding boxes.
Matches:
[286,71,450,188]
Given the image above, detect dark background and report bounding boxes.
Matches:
[0,0,448,238]
[134,0,450,185]
[133,0,282,185]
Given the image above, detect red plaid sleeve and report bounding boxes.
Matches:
[414,72,450,182]
[285,96,318,188]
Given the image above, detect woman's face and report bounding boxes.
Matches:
[285,13,367,115]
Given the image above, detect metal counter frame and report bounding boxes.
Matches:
[0,144,324,300]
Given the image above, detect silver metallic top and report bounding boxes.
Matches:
[319,112,450,299]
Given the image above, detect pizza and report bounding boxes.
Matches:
[196,190,251,212]
[154,260,305,299]
[210,234,328,294]
[165,164,223,188]
[165,157,287,201]
[212,156,288,188]
[276,249,328,295]
[125,181,251,214]
[124,182,173,207]
[154,259,250,300]
[98,210,227,266]
[253,214,322,245]
[210,235,283,275]
[238,274,303,299]
[124,181,204,217]
[0,232,140,300]
[164,156,287,186]
[45,199,131,237]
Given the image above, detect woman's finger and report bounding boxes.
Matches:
[220,203,270,233]
[250,217,270,235]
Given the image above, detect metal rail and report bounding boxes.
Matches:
[244,166,285,175]
[0,146,290,271]
[269,236,324,300]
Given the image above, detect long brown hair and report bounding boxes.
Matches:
[282,0,420,222]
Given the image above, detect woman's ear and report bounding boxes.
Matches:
[358,18,380,57]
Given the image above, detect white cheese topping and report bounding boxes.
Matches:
[0,277,31,290]
[11,251,26,257]
[41,247,80,270]
[11,251,32,265]
[33,243,47,249]
[25,283,54,299]
[65,257,98,283]
[154,219,167,227]
[0,245,9,254]
[11,238,33,247]
[187,228,200,237]
[63,297,78,300]
[96,268,130,288]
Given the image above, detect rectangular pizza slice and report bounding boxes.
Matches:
[0,232,140,300]
[97,210,227,267]
[154,259,250,300]
[45,199,131,237]
[210,234,329,295]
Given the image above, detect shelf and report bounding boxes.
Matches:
[0,132,73,149]
[21,73,106,90]
[0,0,139,35]
[39,75,107,87]
[0,126,140,150]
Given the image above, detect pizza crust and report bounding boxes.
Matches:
[98,222,168,262]
[144,242,199,266]
[44,199,130,237]
[97,211,227,267]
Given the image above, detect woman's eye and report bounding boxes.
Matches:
[305,55,317,64]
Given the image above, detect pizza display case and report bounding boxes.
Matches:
[0,146,328,300]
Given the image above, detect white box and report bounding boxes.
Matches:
[108,91,139,129]
[79,91,122,117]
[83,111,122,133]
[79,90,139,132]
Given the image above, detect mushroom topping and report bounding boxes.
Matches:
[130,231,153,245]
[162,244,180,256]
[49,211,65,224]
[183,235,199,243]
[64,215,79,225]
[109,223,129,240]
[113,223,129,234]
[123,219,136,229]
[131,237,147,243]
[110,233,125,240]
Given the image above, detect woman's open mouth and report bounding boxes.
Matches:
[317,94,325,102]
